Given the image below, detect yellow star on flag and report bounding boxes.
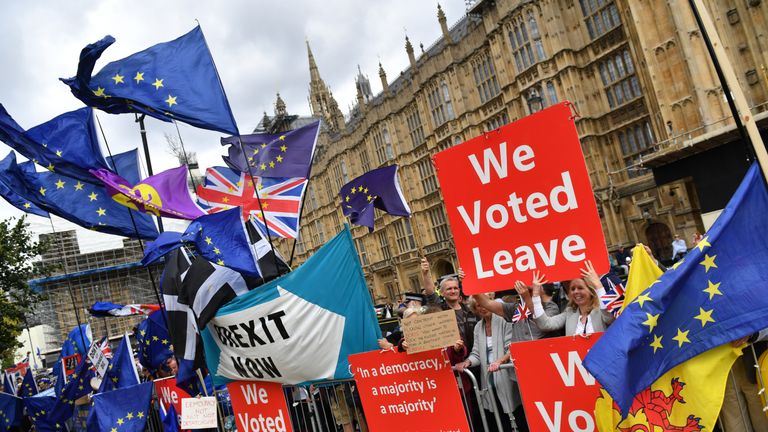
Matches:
[279,135,286,141]
[276,155,283,163]
[650,334,663,353]
[694,307,715,327]
[152,335,158,341]
[345,196,350,202]
[672,328,691,347]
[261,143,267,149]
[111,74,125,84]
[260,163,267,170]
[134,72,144,83]
[700,254,717,272]
[634,293,653,308]
[204,236,212,245]
[126,412,134,419]
[117,418,124,425]
[213,247,221,255]
[162,339,168,345]
[46,163,54,171]
[165,95,177,107]
[253,148,259,155]
[74,182,84,191]
[55,179,65,189]
[696,236,711,252]
[217,259,224,265]
[96,208,106,216]
[703,280,723,300]
[39,187,46,196]
[93,87,106,97]
[23,202,31,209]
[111,428,117,432]
[350,188,356,194]
[152,78,164,90]
[137,412,144,419]
[280,144,287,152]
[88,192,98,201]
[269,161,275,168]
[55,150,63,157]
[642,313,659,333]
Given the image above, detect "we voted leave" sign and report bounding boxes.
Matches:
[433,102,607,293]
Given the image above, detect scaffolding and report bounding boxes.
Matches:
[28,230,162,361]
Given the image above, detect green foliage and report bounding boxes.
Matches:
[0,216,51,365]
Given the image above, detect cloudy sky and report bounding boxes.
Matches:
[0,0,467,252]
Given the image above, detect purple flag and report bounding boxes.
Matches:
[90,165,206,220]
[340,165,411,231]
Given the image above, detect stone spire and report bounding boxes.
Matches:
[438,4,450,42]
[306,39,345,132]
[274,92,287,116]
[405,35,416,68]
[378,62,389,95]
[355,65,373,105]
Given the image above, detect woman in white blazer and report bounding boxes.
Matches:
[518,261,614,336]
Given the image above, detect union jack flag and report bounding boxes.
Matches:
[600,272,626,317]
[196,166,307,239]
[509,299,531,323]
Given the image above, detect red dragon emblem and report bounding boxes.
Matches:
[615,378,704,432]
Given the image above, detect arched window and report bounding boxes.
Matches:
[546,82,557,105]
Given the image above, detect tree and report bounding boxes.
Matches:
[0,216,51,365]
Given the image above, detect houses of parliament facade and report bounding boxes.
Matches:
[268,0,768,303]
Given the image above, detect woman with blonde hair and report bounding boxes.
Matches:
[517,261,614,336]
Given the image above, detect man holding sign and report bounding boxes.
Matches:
[433,102,608,293]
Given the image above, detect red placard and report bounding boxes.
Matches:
[154,376,193,419]
[509,334,603,432]
[348,349,469,432]
[433,102,608,293]
[227,381,292,432]
[62,354,81,377]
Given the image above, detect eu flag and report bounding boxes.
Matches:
[0,150,159,240]
[583,163,768,414]
[61,26,238,136]
[0,392,21,430]
[221,121,320,178]
[25,395,67,432]
[135,310,174,372]
[0,105,110,183]
[18,368,38,398]
[0,172,48,217]
[87,382,152,432]
[182,207,261,276]
[48,357,94,426]
[55,324,91,372]
[99,334,139,393]
[340,165,411,231]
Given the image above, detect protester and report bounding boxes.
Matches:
[670,234,687,262]
[421,257,479,353]
[613,245,631,276]
[519,263,614,336]
[720,331,768,431]
[692,231,704,246]
[456,297,522,432]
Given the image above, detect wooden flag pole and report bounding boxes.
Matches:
[689,0,768,179]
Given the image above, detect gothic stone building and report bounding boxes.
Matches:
[275,0,768,303]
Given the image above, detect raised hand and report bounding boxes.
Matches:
[420,257,430,275]
[457,267,465,281]
[580,260,601,290]
[531,271,548,296]
[453,339,464,353]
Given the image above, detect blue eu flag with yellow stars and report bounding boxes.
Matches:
[135,310,174,372]
[0,105,110,183]
[25,394,68,432]
[61,26,238,136]
[340,165,411,231]
[0,149,158,240]
[0,391,21,431]
[99,334,139,393]
[584,163,768,415]
[181,206,261,276]
[87,382,152,432]
[0,164,48,218]
[49,357,94,425]
[221,120,320,178]
[18,368,37,398]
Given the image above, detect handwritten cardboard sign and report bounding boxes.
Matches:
[401,309,460,354]
[181,396,218,429]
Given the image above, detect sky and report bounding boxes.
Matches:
[0,0,468,252]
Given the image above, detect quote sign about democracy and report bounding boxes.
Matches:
[348,349,469,432]
[433,102,608,293]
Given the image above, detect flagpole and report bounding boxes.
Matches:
[135,114,165,232]
[46,216,89,352]
[172,120,200,191]
[94,114,177,360]
[688,0,768,178]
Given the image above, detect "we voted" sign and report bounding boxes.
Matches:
[433,102,607,293]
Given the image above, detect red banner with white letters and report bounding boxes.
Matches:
[226,380,293,432]
[510,334,603,432]
[154,377,192,420]
[348,349,469,432]
[432,102,608,294]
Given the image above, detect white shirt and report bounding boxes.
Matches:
[573,314,594,336]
